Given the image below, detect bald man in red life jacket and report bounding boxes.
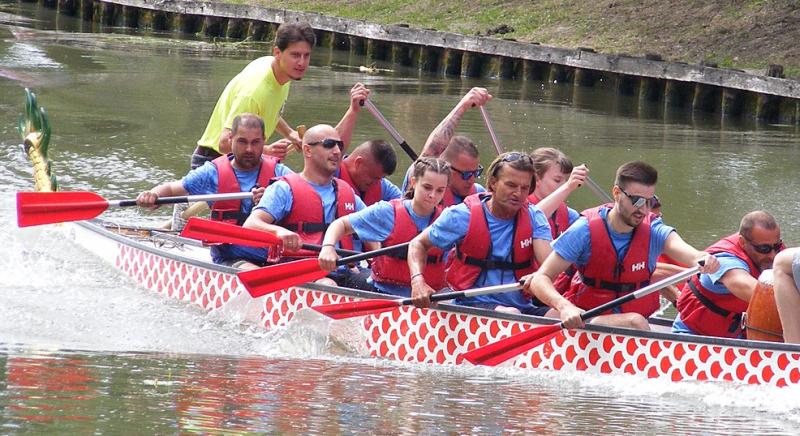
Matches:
[526,161,720,330]
[243,124,374,287]
[673,211,783,338]
[336,140,402,206]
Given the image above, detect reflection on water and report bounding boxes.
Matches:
[3,2,800,433]
[2,348,798,434]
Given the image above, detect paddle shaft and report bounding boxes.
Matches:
[479,106,504,155]
[111,192,253,208]
[361,99,419,161]
[584,176,613,204]
[335,242,411,265]
[398,281,523,306]
[577,264,701,323]
[304,243,359,257]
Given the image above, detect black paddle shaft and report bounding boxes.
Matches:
[335,242,411,266]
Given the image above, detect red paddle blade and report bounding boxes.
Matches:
[181,217,281,248]
[237,258,327,298]
[17,191,109,227]
[461,323,563,366]
[312,299,403,319]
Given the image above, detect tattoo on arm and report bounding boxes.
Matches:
[421,108,465,157]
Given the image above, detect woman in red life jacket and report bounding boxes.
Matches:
[318,158,451,296]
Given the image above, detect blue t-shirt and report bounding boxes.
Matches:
[349,199,437,296]
[552,207,675,272]
[428,197,552,310]
[255,177,367,251]
[181,159,293,264]
[672,253,750,334]
[567,207,580,226]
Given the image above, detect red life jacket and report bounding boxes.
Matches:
[442,184,478,208]
[338,161,382,206]
[371,199,447,290]
[564,205,657,317]
[676,234,759,338]
[528,193,570,238]
[445,193,538,291]
[211,154,277,225]
[278,173,357,257]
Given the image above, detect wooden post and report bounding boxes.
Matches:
[202,16,226,38]
[638,77,663,103]
[573,68,597,87]
[499,57,521,80]
[756,93,780,123]
[692,84,721,113]
[523,60,547,81]
[366,39,390,61]
[226,19,246,39]
[443,49,463,76]
[461,51,487,78]
[419,46,442,73]
[349,35,366,56]
[721,88,745,118]
[664,80,692,108]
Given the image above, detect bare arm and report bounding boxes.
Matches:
[420,87,491,157]
[408,229,438,307]
[319,217,356,271]
[529,251,585,328]
[535,165,588,216]
[774,248,800,343]
[136,181,189,208]
[717,268,759,302]
[662,232,720,274]
[243,208,302,252]
[335,83,370,152]
[533,239,552,266]
[275,118,301,151]
[217,128,233,154]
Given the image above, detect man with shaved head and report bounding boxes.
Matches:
[244,124,369,286]
[336,139,401,206]
[673,210,784,338]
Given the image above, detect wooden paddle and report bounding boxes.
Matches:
[16,191,253,227]
[361,99,419,161]
[238,242,411,298]
[180,217,360,256]
[313,281,524,319]
[461,263,702,366]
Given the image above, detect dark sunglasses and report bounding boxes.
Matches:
[308,138,344,150]
[451,164,484,181]
[742,234,783,254]
[617,185,659,209]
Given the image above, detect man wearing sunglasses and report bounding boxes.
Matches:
[527,161,720,331]
[402,88,492,206]
[244,124,370,286]
[408,152,554,316]
[137,113,294,269]
[673,211,783,338]
[773,247,800,344]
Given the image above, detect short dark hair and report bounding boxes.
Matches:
[441,136,479,161]
[615,161,658,189]
[351,140,397,175]
[231,113,265,137]
[275,22,316,51]
[740,211,779,239]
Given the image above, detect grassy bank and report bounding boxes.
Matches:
[235,0,799,78]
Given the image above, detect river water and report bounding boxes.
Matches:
[2,2,800,433]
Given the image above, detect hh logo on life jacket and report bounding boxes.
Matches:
[520,238,533,249]
[631,261,646,272]
[344,202,355,211]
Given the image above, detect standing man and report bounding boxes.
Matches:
[773,247,800,344]
[673,211,783,338]
[243,124,369,286]
[407,152,554,315]
[193,22,316,168]
[527,161,719,330]
[137,113,293,269]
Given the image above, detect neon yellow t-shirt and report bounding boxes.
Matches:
[196,56,291,152]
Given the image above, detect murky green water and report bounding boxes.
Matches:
[2,1,800,433]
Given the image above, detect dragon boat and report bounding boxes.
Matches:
[17,90,800,388]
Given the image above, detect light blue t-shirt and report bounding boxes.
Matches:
[255,177,367,251]
[428,196,552,310]
[552,207,675,272]
[672,253,750,334]
[181,158,293,264]
[348,199,437,296]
